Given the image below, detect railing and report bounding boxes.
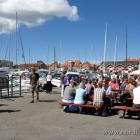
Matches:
[0,75,29,98]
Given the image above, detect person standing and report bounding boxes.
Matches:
[30,68,40,103]
[45,72,52,93]
[60,70,67,97]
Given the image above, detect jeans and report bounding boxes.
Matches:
[62,99,74,110]
[61,84,64,97]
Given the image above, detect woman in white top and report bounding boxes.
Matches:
[43,73,56,93]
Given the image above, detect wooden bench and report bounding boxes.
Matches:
[59,102,102,113]
[113,106,140,118]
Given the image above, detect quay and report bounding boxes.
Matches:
[0,87,140,140]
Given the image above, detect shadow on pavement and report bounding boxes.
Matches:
[0,104,9,106]
[48,91,60,94]
[0,110,21,113]
[0,98,15,101]
[5,96,24,98]
[39,100,57,102]
[0,95,24,99]
[61,107,120,117]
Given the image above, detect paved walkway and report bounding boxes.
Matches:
[0,87,140,140]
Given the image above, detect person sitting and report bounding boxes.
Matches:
[74,82,86,113]
[92,81,97,89]
[93,82,107,116]
[102,81,112,114]
[132,79,140,118]
[109,78,119,90]
[62,80,76,112]
[85,79,94,103]
[119,78,135,103]
[120,79,127,92]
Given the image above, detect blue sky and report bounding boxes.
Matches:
[0,0,140,65]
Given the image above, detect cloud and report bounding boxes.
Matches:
[0,0,80,34]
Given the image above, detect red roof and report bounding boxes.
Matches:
[124,58,140,62]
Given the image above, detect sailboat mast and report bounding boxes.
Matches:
[16,11,18,68]
[114,34,117,68]
[103,22,107,73]
[9,31,11,68]
[47,45,49,69]
[90,43,93,64]
[29,48,30,70]
[60,39,62,67]
[54,47,55,70]
[126,24,128,62]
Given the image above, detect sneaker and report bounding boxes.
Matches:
[63,109,67,112]
[30,100,34,103]
[102,112,107,117]
[109,110,112,114]
[63,106,68,112]
[95,111,99,116]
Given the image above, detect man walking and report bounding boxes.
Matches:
[30,68,40,103]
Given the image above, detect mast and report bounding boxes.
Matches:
[9,31,11,68]
[54,47,55,70]
[16,11,18,68]
[126,24,128,62]
[29,48,30,70]
[103,22,107,73]
[100,46,101,63]
[114,34,117,70]
[60,39,62,68]
[18,26,26,65]
[0,42,1,61]
[90,43,92,64]
[60,39,62,69]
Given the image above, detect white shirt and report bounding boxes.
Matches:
[133,86,140,104]
[46,74,52,81]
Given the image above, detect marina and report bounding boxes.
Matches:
[1,0,140,139]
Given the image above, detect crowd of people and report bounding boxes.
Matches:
[61,71,140,117]
[27,68,140,117]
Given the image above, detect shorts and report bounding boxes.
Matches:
[30,85,38,92]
